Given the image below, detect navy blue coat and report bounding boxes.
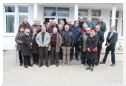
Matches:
[70,25,82,43]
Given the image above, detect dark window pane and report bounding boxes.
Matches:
[44,7,56,16]
[91,10,101,16]
[110,11,119,18]
[19,15,28,25]
[19,7,28,13]
[5,7,15,12]
[6,15,14,33]
[92,18,98,24]
[45,18,55,22]
[78,9,88,16]
[57,8,69,17]
[58,18,67,24]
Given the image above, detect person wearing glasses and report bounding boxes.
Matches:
[70,20,82,61]
[21,29,33,68]
[37,21,42,28]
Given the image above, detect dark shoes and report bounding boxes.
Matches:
[28,64,33,67]
[24,65,27,68]
[100,61,105,64]
[39,64,43,67]
[95,63,99,66]
[46,65,49,67]
[86,67,90,70]
[75,58,79,61]
[90,67,94,71]
[20,63,22,66]
[56,64,59,67]
[110,64,115,66]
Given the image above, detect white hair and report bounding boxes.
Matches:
[98,16,103,19]
[24,28,30,32]
[87,18,92,21]
[83,24,88,27]
[33,19,37,22]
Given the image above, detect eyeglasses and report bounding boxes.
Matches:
[26,32,29,33]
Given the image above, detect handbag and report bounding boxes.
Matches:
[88,38,98,52]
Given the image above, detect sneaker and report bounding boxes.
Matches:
[62,62,65,66]
[81,64,84,67]
[86,67,90,70]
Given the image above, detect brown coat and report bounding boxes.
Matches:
[50,33,62,52]
[19,22,31,30]
[15,31,24,51]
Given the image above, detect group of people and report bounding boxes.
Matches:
[15,17,118,71]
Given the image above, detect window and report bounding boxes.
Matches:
[92,18,98,24]
[78,9,88,16]
[91,10,101,16]
[57,8,69,17]
[6,15,14,33]
[110,11,119,18]
[19,15,28,25]
[5,6,15,12]
[44,7,56,16]
[45,18,55,22]
[19,7,28,13]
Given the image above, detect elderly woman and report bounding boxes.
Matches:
[85,28,98,71]
[31,28,39,65]
[15,25,25,66]
[21,29,33,68]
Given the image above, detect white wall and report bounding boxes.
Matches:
[38,5,44,25]
[69,7,74,24]
[28,5,34,25]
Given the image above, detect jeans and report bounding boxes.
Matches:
[70,43,79,59]
[103,46,115,64]
[50,47,59,65]
[81,51,86,64]
[18,51,23,63]
[32,53,39,63]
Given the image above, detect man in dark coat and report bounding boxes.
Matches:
[96,17,107,34]
[79,17,86,29]
[45,22,53,34]
[30,19,41,34]
[50,20,58,30]
[95,25,104,66]
[19,18,31,30]
[100,25,118,66]
[70,20,82,61]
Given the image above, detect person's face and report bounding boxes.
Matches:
[110,26,115,31]
[74,21,79,27]
[20,27,24,31]
[49,20,52,24]
[96,27,100,32]
[83,26,87,30]
[88,19,92,24]
[37,21,41,25]
[25,30,30,35]
[60,21,64,25]
[86,29,90,34]
[65,26,69,31]
[33,30,37,34]
[42,28,46,32]
[53,29,57,34]
[90,30,95,35]
[58,26,63,30]
[53,20,56,25]
[46,23,50,28]
[67,20,71,25]
[34,20,38,25]
[79,18,84,22]
[23,19,28,24]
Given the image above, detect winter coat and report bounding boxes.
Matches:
[36,32,50,47]
[15,31,24,51]
[46,27,53,34]
[21,34,32,56]
[96,21,106,34]
[50,33,62,52]
[96,30,104,47]
[86,22,96,29]
[85,34,98,59]
[70,25,82,43]
[19,22,31,30]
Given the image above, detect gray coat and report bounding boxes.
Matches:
[36,32,50,47]
[30,24,41,33]
[105,31,118,49]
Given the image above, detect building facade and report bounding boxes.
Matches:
[3,3,123,50]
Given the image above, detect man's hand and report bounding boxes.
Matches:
[78,39,80,41]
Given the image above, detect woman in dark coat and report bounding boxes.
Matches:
[21,29,33,68]
[85,28,98,71]
[31,28,39,65]
[15,25,25,66]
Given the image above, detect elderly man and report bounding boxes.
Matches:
[96,17,107,34]
[49,19,53,25]
[86,18,96,29]
[66,19,72,28]
[50,20,58,29]
[19,18,31,30]
[37,21,42,27]
[82,24,88,34]
[36,26,51,67]
[79,17,86,29]
[30,19,41,33]
[95,25,104,66]
[100,25,118,66]
[70,20,82,61]
[61,25,74,66]
[50,28,62,67]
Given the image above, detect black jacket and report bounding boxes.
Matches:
[46,27,53,34]
[96,21,106,34]
[30,24,41,34]
[21,34,32,56]
[105,31,118,49]
[61,30,74,47]
[85,35,98,59]
[97,30,104,46]
[50,24,58,29]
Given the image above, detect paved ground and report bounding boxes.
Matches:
[3,50,123,83]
